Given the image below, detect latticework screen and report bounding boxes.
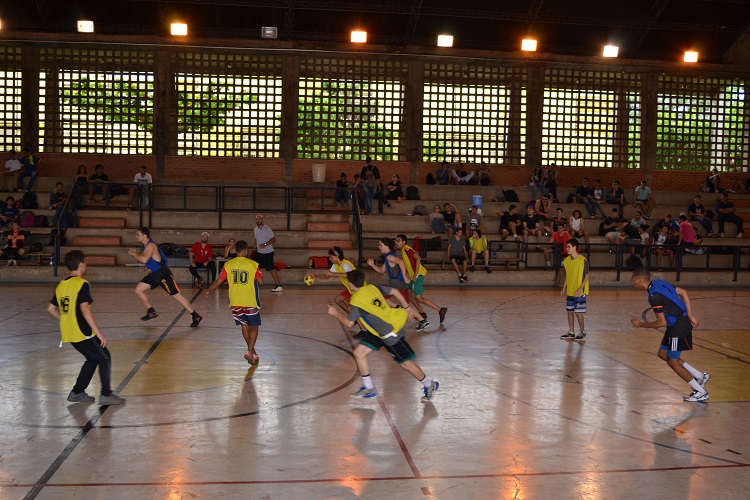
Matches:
[0,46,22,152]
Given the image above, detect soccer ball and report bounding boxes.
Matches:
[303,274,316,286]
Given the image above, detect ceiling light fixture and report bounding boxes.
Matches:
[171,23,188,36]
[437,35,453,47]
[77,20,94,33]
[261,27,277,39]
[602,45,619,58]
[521,39,537,52]
[351,30,367,43]
[684,51,699,63]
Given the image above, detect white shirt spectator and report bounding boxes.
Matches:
[5,158,22,172]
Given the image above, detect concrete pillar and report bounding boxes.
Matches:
[281,56,300,181]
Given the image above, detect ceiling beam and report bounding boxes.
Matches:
[405,0,424,40]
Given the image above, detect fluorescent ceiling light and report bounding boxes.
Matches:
[684,51,699,63]
[521,39,537,52]
[171,23,188,36]
[602,45,619,58]
[437,35,453,47]
[77,20,94,33]
[351,30,367,43]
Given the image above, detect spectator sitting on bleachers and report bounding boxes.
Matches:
[18,148,43,193]
[495,204,521,241]
[586,178,607,218]
[529,163,545,200]
[568,209,589,247]
[534,193,553,233]
[550,208,567,231]
[385,174,404,201]
[1,222,26,264]
[677,214,697,249]
[605,218,627,251]
[1,196,20,229]
[189,231,215,287]
[543,223,571,269]
[48,181,68,227]
[687,194,714,236]
[447,227,469,283]
[599,208,620,237]
[435,161,451,185]
[87,164,109,202]
[441,203,461,237]
[427,204,447,234]
[715,192,744,238]
[633,180,657,219]
[128,165,153,209]
[630,211,648,231]
[477,161,491,186]
[466,205,483,232]
[451,162,475,185]
[653,213,679,235]
[522,205,544,248]
[606,180,626,218]
[1,149,22,193]
[653,225,673,269]
[469,228,491,273]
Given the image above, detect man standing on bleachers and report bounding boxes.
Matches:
[189,231,215,287]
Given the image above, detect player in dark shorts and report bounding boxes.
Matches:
[128,227,203,327]
[630,268,710,402]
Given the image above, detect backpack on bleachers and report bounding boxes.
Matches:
[20,211,36,228]
[501,188,519,203]
[430,217,447,234]
[406,185,420,200]
[411,204,427,216]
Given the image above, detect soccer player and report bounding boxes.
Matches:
[395,234,447,330]
[560,238,589,340]
[313,246,356,314]
[630,268,710,402]
[327,269,439,402]
[128,227,203,327]
[205,240,264,364]
[47,250,125,405]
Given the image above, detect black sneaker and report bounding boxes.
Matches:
[439,307,447,324]
[485,266,492,274]
[470,265,475,272]
[463,274,469,282]
[190,313,203,327]
[141,310,158,321]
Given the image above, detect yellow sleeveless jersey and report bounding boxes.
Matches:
[563,254,590,296]
[470,236,488,253]
[333,259,356,291]
[349,284,407,338]
[224,257,261,308]
[55,276,94,343]
[401,245,426,278]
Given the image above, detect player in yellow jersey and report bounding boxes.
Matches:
[205,240,264,364]
[47,250,125,405]
[560,238,590,341]
[327,269,440,401]
[395,234,447,331]
[313,246,356,314]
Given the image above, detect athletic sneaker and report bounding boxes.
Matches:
[196,277,204,288]
[560,331,575,339]
[352,386,377,399]
[252,352,259,363]
[485,266,492,274]
[189,313,203,328]
[244,352,253,364]
[683,390,709,402]
[99,394,127,405]
[421,380,440,402]
[470,265,475,272]
[67,391,95,403]
[458,275,465,283]
[439,307,447,324]
[141,309,159,321]
[698,372,710,387]
[463,274,469,282]
[575,331,587,340]
[272,286,283,292]
[415,319,430,331]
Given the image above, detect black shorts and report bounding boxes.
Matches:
[140,265,180,296]
[254,251,275,272]
[359,331,416,364]
[450,255,465,263]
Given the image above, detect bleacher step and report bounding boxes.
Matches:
[308,240,352,249]
[72,236,122,247]
[307,222,351,232]
[84,255,118,266]
[79,218,126,228]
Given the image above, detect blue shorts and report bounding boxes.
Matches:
[231,306,261,327]
[566,295,587,313]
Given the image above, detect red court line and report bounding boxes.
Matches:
[8,462,750,489]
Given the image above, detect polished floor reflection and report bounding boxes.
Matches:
[1,283,749,499]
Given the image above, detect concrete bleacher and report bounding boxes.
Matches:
[2,178,749,287]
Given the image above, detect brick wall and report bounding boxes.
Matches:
[36,153,746,192]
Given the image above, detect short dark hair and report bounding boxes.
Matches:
[6,196,13,203]
[380,237,395,252]
[64,250,85,271]
[567,238,579,250]
[508,204,517,211]
[632,267,651,281]
[137,226,150,238]
[235,240,248,253]
[347,268,366,288]
[678,214,687,222]
[395,233,408,243]
[55,182,63,187]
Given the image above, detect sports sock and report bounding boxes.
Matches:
[362,375,374,390]
[682,362,703,380]
[419,375,433,388]
[688,379,704,392]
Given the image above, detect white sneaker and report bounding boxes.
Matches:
[683,390,709,402]
[698,372,710,387]
[271,285,283,292]
[738,233,743,238]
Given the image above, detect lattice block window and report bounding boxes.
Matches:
[543,69,641,168]
[423,63,526,164]
[40,49,154,154]
[298,58,406,161]
[0,46,22,151]
[172,53,282,157]
[657,75,746,171]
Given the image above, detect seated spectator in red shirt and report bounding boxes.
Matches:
[544,223,572,269]
[1,222,26,264]
[189,231,215,287]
